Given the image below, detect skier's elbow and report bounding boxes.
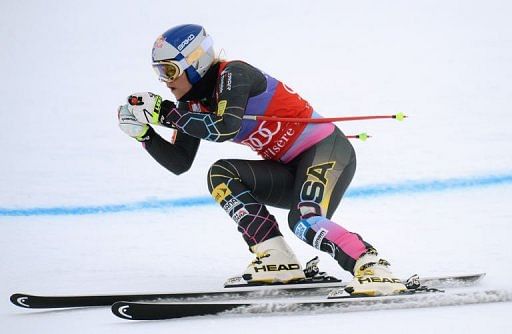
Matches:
[171,161,193,175]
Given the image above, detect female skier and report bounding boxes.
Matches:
[118,24,406,296]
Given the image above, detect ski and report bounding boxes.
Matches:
[10,278,340,309]
[10,272,485,309]
[111,287,510,320]
[9,257,335,309]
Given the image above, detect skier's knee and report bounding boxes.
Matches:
[207,159,238,193]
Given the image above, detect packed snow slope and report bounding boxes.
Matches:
[1,0,511,333]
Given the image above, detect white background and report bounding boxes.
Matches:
[1,0,511,332]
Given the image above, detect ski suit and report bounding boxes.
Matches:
[142,61,372,273]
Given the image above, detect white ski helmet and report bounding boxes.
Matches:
[152,24,215,84]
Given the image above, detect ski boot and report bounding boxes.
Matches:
[345,249,407,296]
[242,236,306,284]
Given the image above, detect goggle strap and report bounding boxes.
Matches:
[185,36,213,65]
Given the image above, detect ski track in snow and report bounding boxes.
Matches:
[226,289,512,317]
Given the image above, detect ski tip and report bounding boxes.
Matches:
[453,272,487,282]
[473,272,487,282]
[10,293,32,308]
[112,301,135,320]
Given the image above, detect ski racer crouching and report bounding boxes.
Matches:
[117,24,407,296]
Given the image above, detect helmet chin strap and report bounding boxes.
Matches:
[178,62,220,102]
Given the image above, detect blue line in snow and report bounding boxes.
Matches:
[1,173,511,217]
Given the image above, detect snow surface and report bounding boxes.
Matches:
[1,0,512,332]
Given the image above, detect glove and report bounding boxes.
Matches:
[127,92,163,125]
[127,92,185,128]
[118,104,151,141]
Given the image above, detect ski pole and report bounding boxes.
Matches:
[242,112,407,123]
[346,133,371,141]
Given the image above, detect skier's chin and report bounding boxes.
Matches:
[171,88,188,100]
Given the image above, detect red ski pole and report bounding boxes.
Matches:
[242,112,407,123]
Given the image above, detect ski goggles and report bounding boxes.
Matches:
[152,36,213,82]
[152,59,187,83]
